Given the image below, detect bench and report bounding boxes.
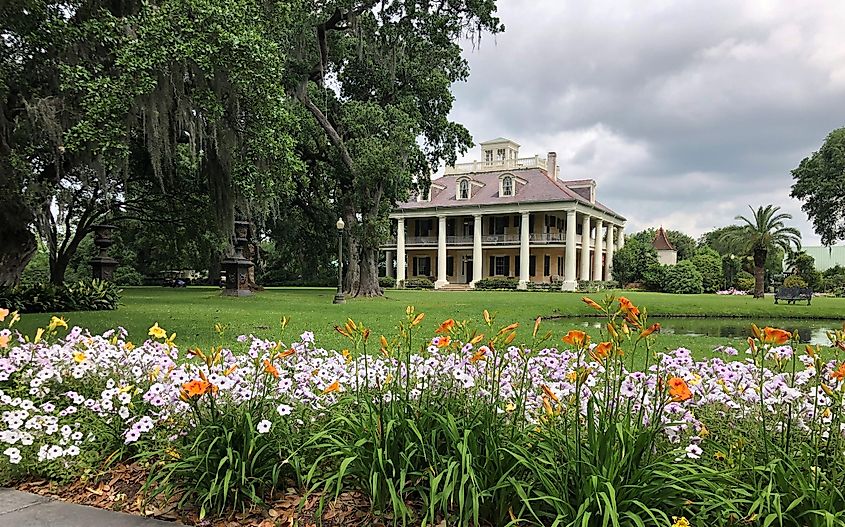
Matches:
[774,286,812,305]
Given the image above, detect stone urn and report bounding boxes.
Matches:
[221,220,254,296]
[89,224,119,281]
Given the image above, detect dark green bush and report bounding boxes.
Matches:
[691,248,723,293]
[576,280,620,292]
[473,277,518,290]
[663,260,704,294]
[379,276,396,288]
[403,277,434,289]
[642,262,668,292]
[0,279,121,313]
[737,271,755,292]
[783,275,808,288]
[111,267,144,286]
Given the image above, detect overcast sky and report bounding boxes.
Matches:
[446,0,845,245]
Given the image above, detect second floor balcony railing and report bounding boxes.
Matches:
[382,232,572,246]
[443,156,548,175]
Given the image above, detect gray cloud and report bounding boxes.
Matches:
[446,0,845,243]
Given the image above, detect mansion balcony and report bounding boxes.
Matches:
[383,232,580,247]
[443,155,548,176]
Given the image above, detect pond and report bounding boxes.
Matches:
[557,317,844,345]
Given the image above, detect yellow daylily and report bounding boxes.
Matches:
[148,323,167,339]
[72,351,87,363]
[49,316,68,330]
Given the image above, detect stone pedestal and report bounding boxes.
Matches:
[90,224,118,281]
[222,220,254,296]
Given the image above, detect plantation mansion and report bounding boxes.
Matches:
[381,138,626,290]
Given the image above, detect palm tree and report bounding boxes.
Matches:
[724,205,801,298]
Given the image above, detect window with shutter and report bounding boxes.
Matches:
[515,256,519,275]
[489,256,495,276]
[529,214,535,233]
[413,258,418,276]
[503,256,510,276]
[529,255,536,276]
[544,255,551,276]
[446,256,454,276]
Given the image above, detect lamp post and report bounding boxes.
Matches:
[333,218,346,304]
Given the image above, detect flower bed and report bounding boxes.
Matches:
[2,303,845,526]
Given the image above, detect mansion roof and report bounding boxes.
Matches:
[398,168,625,220]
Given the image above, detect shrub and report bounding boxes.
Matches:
[691,248,723,293]
[402,277,434,289]
[642,262,668,292]
[612,238,658,285]
[737,270,755,292]
[0,279,121,313]
[473,277,518,290]
[111,267,144,286]
[663,260,704,294]
[576,280,620,292]
[783,274,808,288]
[378,276,396,289]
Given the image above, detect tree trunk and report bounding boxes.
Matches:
[49,252,72,285]
[342,210,360,295]
[356,246,382,297]
[0,196,37,287]
[753,248,767,298]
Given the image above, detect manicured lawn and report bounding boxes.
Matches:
[13,287,845,358]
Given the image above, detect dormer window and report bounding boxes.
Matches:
[458,179,469,199]
[501,176,513,197]
[416,188,431,202]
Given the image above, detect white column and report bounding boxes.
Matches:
[579,214,591,282]
[592,219,603,282]
[472,214,482,288]
[396,218,406,285]
[604,224,615,281]
[385,250,394,278]
[435,215,448,289]
[518,211,530,290]
[563,209,577,290]
[617,225,625,250]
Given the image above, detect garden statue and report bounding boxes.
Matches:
[221,220,255,296]
[89,224,119,281]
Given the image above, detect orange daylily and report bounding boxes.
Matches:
[562,330,590,348]
[498,322,519,335]
[591,341,613,361]
[263,359,280,379]
[640,323,660,338]
[279,348,296,358]
[541,384,559,402]
[582,297,603,311]
[470,347,488,363]
[618,297,640,318]
[436,319,456,334]
[182,379,212,398]
[0,308,9,322]
[762,327,791,345]
[436,335,452,348]
[411,312,426,327]
[832,362,845,381]
[667,377,692,402]
[322,380,341,394]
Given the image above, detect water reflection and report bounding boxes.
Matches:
[560,318,843,345]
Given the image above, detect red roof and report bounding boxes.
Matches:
[652,227,675,251]
[398,168,624,219]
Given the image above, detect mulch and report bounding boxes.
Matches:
[15,462,377,527]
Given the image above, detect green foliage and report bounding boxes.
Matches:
[791,128,845,246]
[111,267,144,286]
[473,277,518,290]
[691,248,724,293]
[0,279,120,313]
[787,252,823,291]
[612,237,659,285]
[783,275,808,288]
[576,280,621,292]
[663,260,704,294]
[403,277,434,290]
[737,271,755,292]
[642,263,668,292]
[631,228,697,261]
[378,276,396,289]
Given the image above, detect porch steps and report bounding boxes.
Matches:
[437,283,472,291]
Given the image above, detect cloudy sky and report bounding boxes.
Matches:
[445,0,845,244]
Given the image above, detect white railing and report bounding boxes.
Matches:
[444,156,547,175]
[383,232,570,247]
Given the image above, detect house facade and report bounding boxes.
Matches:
[381,138,626,290]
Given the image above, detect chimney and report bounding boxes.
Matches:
[546,152,557,180]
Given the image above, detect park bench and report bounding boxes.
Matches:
[774,286,812,305]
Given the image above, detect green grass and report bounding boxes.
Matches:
[13,287,845,358]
